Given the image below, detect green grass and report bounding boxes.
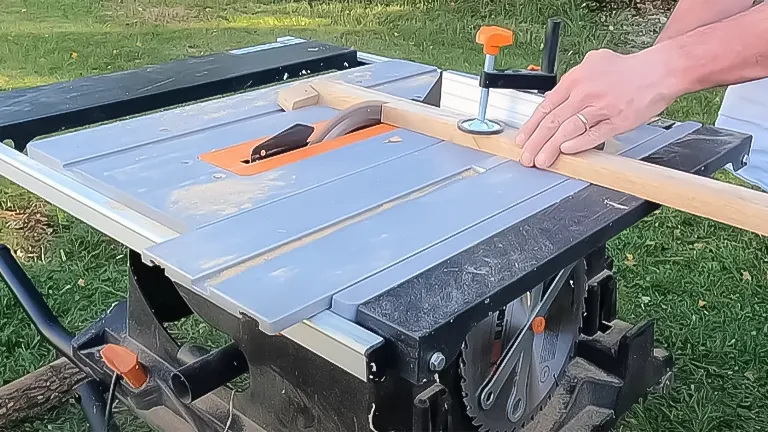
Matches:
[1,0,767,431]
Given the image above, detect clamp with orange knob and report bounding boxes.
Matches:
[476,25,515,56]
[458,19,563,135]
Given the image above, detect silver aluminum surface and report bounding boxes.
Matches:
[2,39,438,381]
[331,76,702,320]
[0,142,178,252]
[10,38,703,354]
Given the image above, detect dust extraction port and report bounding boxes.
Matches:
[170,341,248,403]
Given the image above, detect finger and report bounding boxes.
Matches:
[519,98,581,167]
[515,85,571,148]
[533,108,607,168]
[560,121,619,155]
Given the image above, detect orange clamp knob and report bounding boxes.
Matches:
[101,344,148,389]
[476,26,515,56]
[531,316,546,335]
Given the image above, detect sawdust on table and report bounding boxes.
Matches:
[204,168,477,287]
[168,172,284,217]
[199,254,239,271]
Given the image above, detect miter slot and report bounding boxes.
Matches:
[331,122,705,320]
[197,168,494,333]
[331,178,591,319]
[201,114,697,333]
[143,138,495,288]
[203,167,479,284]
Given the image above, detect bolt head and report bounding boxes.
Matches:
[742,154,750,165]
[429,352,446,371]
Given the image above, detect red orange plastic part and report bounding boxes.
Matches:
[476,26,515,56]
[101,344,148,389]
[199,123,395,176]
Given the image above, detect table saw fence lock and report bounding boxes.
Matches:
[458,18,562,135]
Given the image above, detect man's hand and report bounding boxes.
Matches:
[515,48,681,168]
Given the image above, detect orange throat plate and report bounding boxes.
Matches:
[198,122,396,176]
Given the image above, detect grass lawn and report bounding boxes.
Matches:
[1,0,768,431]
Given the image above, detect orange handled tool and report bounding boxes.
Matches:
[458,25,517,135]
[476,26,515,56]
[458,20,562,136]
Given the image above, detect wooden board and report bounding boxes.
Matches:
[278,79,768,237]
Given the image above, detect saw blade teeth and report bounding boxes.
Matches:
[458,259,591,432]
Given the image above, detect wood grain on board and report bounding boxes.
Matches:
[278,79,768,237]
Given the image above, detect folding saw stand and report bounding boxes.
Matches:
[0,29,753,432]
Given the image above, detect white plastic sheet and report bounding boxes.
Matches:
[715,78,768,191]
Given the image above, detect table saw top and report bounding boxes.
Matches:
[20,52,719,335]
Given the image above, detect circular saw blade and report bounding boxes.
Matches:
[459,262,587,432]
[308,100,384,144]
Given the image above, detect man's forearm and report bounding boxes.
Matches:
[653,3,768,96]
[655,0,754,44]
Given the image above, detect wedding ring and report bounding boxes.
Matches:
[575,113,590,131]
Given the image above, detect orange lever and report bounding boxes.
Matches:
[101,344,148,389]
[476,26,515,56]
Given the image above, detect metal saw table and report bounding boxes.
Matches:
[0,35,752,432]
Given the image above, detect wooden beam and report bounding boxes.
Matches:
[0,358,87,428]
[277,79,768,237]
[277,84,319,111]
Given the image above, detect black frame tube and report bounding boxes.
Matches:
[76,379,120,432]
[0,244,74,358]
[0,245,114,430]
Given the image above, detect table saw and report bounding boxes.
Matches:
[0,22,753,432]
